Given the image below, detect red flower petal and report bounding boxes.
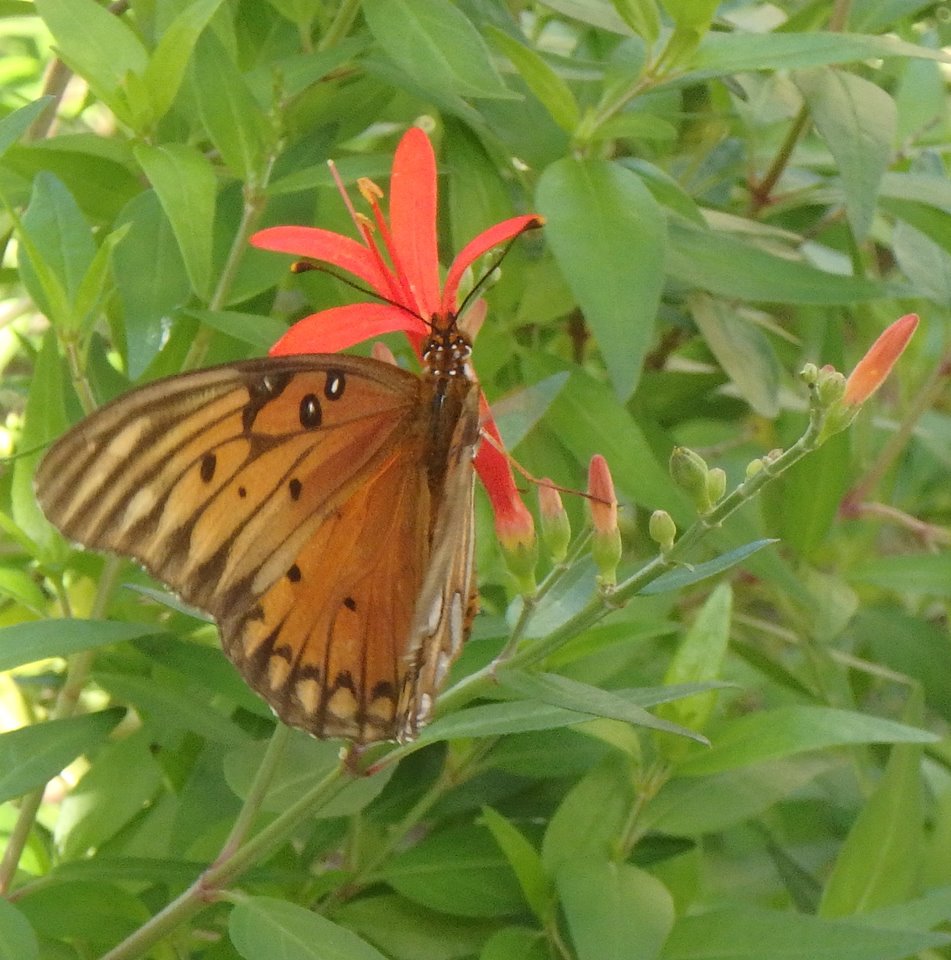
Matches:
[251,225,390,294]
[268,303,426,356]
[441,215,543,316]
[389,128,440,319]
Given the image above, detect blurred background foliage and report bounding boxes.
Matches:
[1,1,950,958]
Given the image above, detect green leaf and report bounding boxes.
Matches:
[113,190,192,378]
[0,97,53,158]
[54,728,164,859]
[688,293,782,417]
[182,308,288,352]
[92,672,249,746]
[188,30,270,181]
[134,142,216,299]
[820,734,924,917]
[383,825,525,917]
[33,0,147,125]
[892,219,951,305]
[609,0,660,44]
[542,755,634,872]
[228,897,385,960]
[0,619,168,672]
[668,220,893,303]
[73,221,130,338]
[224,732,393,818]
[658,583,732,737]
[481,927,549,960]
[486,27,580,132]
[677,706,938,777]
[558,860,674,960]
[642,540,778,594]
[643,758,833,836]
[499,670,708,742]
[142,0,229,122]
[663,906,950,959]
[690,30,951,77]
[848,552,951,598]
[362,0,514,100]
[537,157,666,398]
[423,683,728,742]
[661,0,718,29]
[795,68,896,242]
[539,0,633,33]
[480,806,552,921]
[17,172,94,327]
[0,900,38,960]
[0,709,124,803]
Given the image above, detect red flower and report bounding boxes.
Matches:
[250,127,541,548]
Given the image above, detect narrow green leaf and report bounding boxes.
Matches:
[668,220,893,303]
[0,570,47,614]
[134,143,216,299]
[796,68,896,242]
[486,27,580,131]
[664,906,950,959]
[658,583,732,737]
[820,736,924,917]
[499,670,708,742]
[538,158,666,398]
[189,31,270,181]
[642,540,778,594]
[678,706,938,777]
[34,0,146,124]
[0,900,39,960]
[893,219,951,305]
[0,709,124,803]
[481,806,552,921]
[539,0,632,33]
[691,31,951,77]
[0,619,168,674]
[661,0,718,29]
[423,683,729,742]
[558,860,674,960]
[143,0,229,122]
[689,293,782,417]
[362,0,514,100]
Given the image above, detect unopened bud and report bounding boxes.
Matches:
[538,481,570,563]
[816,368,847,407]
[670,446,712,513]
[706,467,726,506]
[649,510,676,552]
[588,455,621,589]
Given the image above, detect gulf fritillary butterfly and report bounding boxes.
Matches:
[35,317,479,743]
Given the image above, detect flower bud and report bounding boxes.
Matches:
[649,510,676,552]
[799,362,819,386]
[815,367,847,407]
[588,455,622,589]
[706,467,726,506]
[670,446,712,513]
[538,480,570,563]
[843,314,919,406]
[745,458,765,479]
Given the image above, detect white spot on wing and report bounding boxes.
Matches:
[123,487,158,526]
[106,419,148,458]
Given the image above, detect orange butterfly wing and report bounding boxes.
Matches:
[36,354,479,742]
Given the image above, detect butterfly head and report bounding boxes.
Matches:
[421,316,472,380]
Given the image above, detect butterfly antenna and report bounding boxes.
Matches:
[291,260,430,329]
[456,222,539,321]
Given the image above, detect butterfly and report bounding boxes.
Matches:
[34,318,480,744]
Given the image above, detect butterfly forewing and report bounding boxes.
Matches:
[36,352,479,743]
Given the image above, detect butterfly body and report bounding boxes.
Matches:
[36,334,479,743]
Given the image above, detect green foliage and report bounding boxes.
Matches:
[1,2,949,959]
